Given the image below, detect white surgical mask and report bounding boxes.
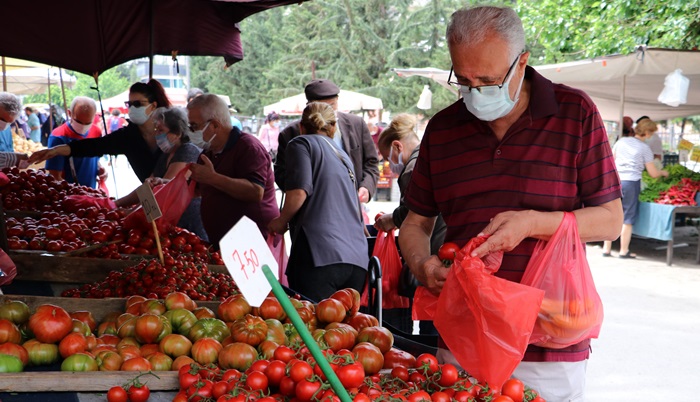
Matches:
[70,120,92,135]
[128,105,152,125]
[155,132,175,153]
[0,120,10,131]
[388,146,404,176]
[459,56,524,122]
[190,121,215,150]
[272,121,281,128]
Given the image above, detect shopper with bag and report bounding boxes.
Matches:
[398,5,623,401]
[187,95,279,248]
[374,114,446,334]
[267,102,368,302]
[114,107,207,240]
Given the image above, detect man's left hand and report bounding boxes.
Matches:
[97,165,108,181]
[470,210,533,258]
[358,187,370,203]
[189,154,217,185]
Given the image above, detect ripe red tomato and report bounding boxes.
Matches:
[500,378,524,402]
[273,345,296,363]
[245,370,269,391]
[127,384,151,402]
[295,379,322,402]
[407,391,431,402]
[28,304,73,344]
[107,386,128,402]
[414,353,439,375]
[336,361,365,389]
[316,298,347,323]
[352,342,384,375]
[438,242,460,261]
[437,363,459,387]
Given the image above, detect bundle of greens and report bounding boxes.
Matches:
[639,164,700,203]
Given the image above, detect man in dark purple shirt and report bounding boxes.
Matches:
[187,94,279,247]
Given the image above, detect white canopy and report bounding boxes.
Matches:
[264,89,383,116]
[392,48,700,121]
[1,67,75,95]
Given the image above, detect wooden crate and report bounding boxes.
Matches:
[8,250,228,284]
[0,295,221,392]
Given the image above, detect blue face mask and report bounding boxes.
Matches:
[459,56,524,122]
[388,146,404,175]
[155,132,175,153]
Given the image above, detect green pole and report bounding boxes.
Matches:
[261,265,352,402]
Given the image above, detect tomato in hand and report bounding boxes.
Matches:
[438,242,460,262]
[107,386,128,402]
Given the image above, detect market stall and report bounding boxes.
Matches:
[632,202,700,265]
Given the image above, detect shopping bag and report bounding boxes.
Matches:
[433,236,544,391]
[124,167,195,233]
[658,68,690,107]
[361,229,410,309]
[62,194,116,212]
[412,237,504,320]
[267,233,289,287]
[521,212,604,349]
[0,248,17,286]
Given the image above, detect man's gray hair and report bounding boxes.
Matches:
[70,96,96,113]
[447,5,526,60]
[187,94,232,130]
[0,92,21,117]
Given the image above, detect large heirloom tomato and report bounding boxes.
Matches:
[356,326,394,353]
[188,318,230,342]
[23,339,59,365]
[164,309,198,336]
[190,338,223,365]
[217,294,251,322]
[61,353,99,371]
[217,342,258,371]
[316,299,347,324]
[0,354,23,372]
[28,304,73,343]
[352,342,384,375]
[229,314,268,346]
[134,314,172,344]
[0,300,30,325]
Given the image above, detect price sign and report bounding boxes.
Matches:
[678,139,695,151]
[690,147,700,162]
[135,182,162,223]
[220,216,278,307]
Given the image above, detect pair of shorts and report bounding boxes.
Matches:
[621,180,641,225]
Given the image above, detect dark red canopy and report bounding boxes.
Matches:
[1,0,306,77]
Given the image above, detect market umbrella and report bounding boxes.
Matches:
[0,0,309,78]
[263,90,384,116]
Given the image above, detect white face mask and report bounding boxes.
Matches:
[272,121,281,128]
[459,55,524,121]
[0,120,10,131]
[388,146,404,176]
[70,120,92,135]
[128,105,152,125]
[190,121,215,150]
[155,132,176,153]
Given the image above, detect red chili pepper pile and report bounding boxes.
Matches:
[655,178,700,206]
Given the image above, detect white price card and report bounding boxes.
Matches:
[219,216,279,307]
[135,182,162,223]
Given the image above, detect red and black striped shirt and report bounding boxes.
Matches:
[405,66,621,362]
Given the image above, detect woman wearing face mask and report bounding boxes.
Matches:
[28,79,171,182]
[110,107,208,241]
[258,112,281,163]
[267,102,368,302]
[373,114,446,334]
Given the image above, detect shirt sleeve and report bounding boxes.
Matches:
[0,152,17,168]
[284,138,314,197]
[238,136,273,188]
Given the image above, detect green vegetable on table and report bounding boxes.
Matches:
[640,164,700,203]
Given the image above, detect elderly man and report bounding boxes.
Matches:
[398,5,622,401]
[275,79,379,203]
[0,92,22,152]
[45,96,104,188]
[187,94,279,246]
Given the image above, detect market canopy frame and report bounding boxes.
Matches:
[264,90,384,116]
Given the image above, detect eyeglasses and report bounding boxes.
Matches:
[124,100,150,108]
[189,120,211,132]
[447,53,523,95]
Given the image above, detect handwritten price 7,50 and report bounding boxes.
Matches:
[231,248,260,280]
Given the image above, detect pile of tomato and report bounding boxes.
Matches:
[0,167,104,211]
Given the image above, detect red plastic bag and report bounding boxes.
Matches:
[521,212,604,349]
[124,167,195,233]
[361,229,410,309]
[412,238,503,320]
[433,236,544,391]
[267,233,289,287]
[0,248,17,286]
[63,194,116,212]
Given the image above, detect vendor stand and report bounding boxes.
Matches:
[632,201,700,265]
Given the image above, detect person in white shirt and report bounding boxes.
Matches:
[603,123,668,258]
[637,117,664,160]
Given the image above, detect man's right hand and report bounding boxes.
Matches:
[417,255,451,295]
[28,145,70,164]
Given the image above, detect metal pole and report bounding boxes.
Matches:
[618,74,626,142]
[1,56,6,91]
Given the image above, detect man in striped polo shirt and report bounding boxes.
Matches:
[399,5,623,401]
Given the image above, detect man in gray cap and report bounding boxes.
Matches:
[275,79,379,204]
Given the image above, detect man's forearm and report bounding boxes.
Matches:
[209,173,264,203]
[528,200,622,242]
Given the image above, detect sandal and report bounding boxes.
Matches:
[602,252,612,257]
[619,252,637,259]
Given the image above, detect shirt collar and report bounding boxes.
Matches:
[526,65,559,120]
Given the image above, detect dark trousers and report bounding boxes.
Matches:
[286,229,366,302]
